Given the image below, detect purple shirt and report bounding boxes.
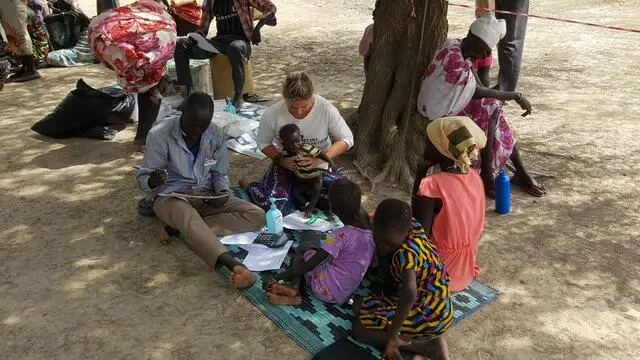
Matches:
[305,226,375,304]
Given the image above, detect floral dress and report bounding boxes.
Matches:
[358,220,453,338]
[417,39,515,171]
[88,0,177,93]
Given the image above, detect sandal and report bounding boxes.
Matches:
[243,93,268,103]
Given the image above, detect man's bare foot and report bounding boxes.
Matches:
[268,283,298,297]
[159,226,179,245]
[266,292,302,306]
[229,265,256,289]
[159,227,171,245]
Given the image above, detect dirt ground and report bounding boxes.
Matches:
[2,0,640,359]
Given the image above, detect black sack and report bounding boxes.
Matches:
[31,79,134,139]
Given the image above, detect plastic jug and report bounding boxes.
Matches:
[495,169,511,214]
[225,98,236,114]
[266,197,286,234]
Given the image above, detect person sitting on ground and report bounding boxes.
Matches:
[241,72,354,215]
[45,0,90,51]
[265,178,374,306]
[137,92,266,289]
[412,116,487,292]
[174,0,276,110]
[353,199,452,360]
[277,123,337,218]
[417,14,546,197]
[45,0,97,67]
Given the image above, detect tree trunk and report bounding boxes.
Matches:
[353,0,448,190]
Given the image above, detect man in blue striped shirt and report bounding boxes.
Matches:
[137,92,265,289]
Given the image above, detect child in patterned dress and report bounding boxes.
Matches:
[353,199,452,360]
[265,178,375,306]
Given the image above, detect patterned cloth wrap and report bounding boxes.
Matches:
[170,2,202,26]
[88,0,177,93]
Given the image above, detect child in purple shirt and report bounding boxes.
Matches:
[265,178,375,305]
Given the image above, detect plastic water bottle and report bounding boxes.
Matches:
[266,197,286,234]
[495,169,511,214]
[225,98,236,114]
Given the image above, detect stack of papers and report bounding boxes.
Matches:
[283,211,332,232]
[240,241,293,272]
[219,231,293,271]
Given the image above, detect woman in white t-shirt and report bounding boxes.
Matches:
[241,72,354,214]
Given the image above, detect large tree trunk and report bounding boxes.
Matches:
[352,0,448,190]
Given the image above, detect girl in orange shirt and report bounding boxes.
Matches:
[412,116,487,292]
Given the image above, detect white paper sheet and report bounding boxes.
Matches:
[282,211,332,232]
[219,231,260,245]
[241,241,293,272]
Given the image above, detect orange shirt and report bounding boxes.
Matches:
[418,170,485,292]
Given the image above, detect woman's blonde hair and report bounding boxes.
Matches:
[282,71,314,100]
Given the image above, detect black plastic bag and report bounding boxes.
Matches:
[31,79,135,139]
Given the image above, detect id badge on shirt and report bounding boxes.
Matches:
[204,159,217,167]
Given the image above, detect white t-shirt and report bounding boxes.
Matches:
[256,95,354,152]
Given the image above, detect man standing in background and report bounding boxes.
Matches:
[495,0,529,91]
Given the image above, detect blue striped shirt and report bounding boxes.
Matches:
[137,118,230,200]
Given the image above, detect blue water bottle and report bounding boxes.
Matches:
[495,169,511,214]
[225,98,237,114]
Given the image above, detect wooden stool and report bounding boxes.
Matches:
[209,55,255,100]
[209,8,261,100]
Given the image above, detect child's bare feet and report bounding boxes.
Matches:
[229,265,256,289]
[268,283,299,297]
[266,292,302,306]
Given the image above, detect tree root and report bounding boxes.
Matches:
[352,160,376,192]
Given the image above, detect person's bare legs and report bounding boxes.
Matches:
[153,195,260,289]
[351,297,449,360]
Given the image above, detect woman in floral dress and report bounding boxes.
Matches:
[88,0,177,151]
[417,15,546,197]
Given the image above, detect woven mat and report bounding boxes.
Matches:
[175,188,501,357]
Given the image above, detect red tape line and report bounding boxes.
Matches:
[448,2,640,34]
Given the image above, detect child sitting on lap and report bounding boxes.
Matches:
[353,199,452,360]
[277,123,337,217]
[265,178,374,305]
